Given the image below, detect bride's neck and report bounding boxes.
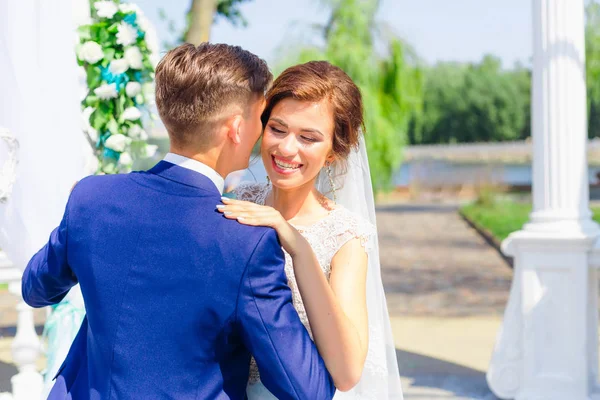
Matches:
[267,181,322,222]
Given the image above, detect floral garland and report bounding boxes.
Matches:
[77,0,158,174]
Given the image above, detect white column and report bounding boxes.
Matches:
[487,0,600,399]
[0,253,43,400]
[9,285,43,400]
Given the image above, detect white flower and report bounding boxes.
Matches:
[119,152,133,165]
[85,154,99,175]
[116,22,138,47]
[82,107,95,127]
[77,67,88,101]
[88,127,99,143]
[94,1,118,19]
[125,82,142,97]
[142,83,155,105]
[81,107,99,142]
[124,47,143,69]
[105,134,131,152]
[78,41,103,64]
[108,58,129,75]
[145,144,158,158]
[122,107,142,121]
[137,14,151,33]
[142,83,154,96]
[118,3,141,14]
[128,124,147,140]
[94,83,118,100]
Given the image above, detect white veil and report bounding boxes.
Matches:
[315,135,403,400]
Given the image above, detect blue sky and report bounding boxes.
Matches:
[133,0,532,68]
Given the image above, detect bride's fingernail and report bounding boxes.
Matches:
[216,205,225,209]
[224,212,233,216]
[237,217,246,222]
[221,197,230,202]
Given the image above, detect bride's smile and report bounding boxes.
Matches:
[262,98,335,190]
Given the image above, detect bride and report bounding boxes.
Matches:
[217,61,403,399]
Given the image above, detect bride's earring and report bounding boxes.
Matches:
[266,175,270,185]
[326,162,337,203]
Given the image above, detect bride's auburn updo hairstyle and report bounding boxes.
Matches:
[261,61,365,162]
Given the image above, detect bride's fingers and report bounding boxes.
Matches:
[236,216,258,225]
[216,204,248,213]
[217,204,270,215]
[220,197,256,207]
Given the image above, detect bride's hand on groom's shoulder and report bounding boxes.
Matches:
[216,197,286,230]
[216,197,306,257]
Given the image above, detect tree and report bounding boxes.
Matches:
[277,0,424,191]
[586,0,600,137]
[161,0,252,47]
[185,0,251,44]
[410,56,530,144]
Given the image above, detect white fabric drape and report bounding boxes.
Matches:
[0,0,92,270]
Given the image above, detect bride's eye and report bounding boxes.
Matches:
[270,126,286,135]
[300,135,317,143]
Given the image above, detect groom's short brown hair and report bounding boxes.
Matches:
[155,43,272,147]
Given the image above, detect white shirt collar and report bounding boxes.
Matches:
[163,153,224,194]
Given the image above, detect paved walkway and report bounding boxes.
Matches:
[0,201,514,399]
[377,201,513,399]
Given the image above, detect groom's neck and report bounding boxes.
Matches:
[168,146,226,177]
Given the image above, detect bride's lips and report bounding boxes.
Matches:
[271,155,303,175]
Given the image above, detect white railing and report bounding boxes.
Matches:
[0,252,43,400]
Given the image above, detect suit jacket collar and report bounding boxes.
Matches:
[147,161,221,195]
[162,153,224,194]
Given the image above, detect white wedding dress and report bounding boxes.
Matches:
[235,178,402,399]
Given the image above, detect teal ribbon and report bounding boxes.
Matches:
[123,13,145,39]
[123,13,137,26]
[101,67,129,91]
[41,300,86,379]
[103,148,121,161]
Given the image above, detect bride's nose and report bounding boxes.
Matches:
[278,133,298,156]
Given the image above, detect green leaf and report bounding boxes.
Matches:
[104,48,116,62]
[99,28,110,43]
[116,95,126,117]
[86,66,102,88]
[91,109,108,130]
[77,25,92,40]
[84,95,99,107]
[106,118,119,135]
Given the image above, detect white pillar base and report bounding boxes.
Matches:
[9,287,43,400]
[488,224,600,400]
[11,367,43,400]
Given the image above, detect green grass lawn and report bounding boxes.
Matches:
[461,200,600,241]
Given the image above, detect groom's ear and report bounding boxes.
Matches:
[226,114,244,145]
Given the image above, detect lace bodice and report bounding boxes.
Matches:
[233,182,376,385]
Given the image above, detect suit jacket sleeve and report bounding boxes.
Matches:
[236,229,336,400]
[21,196,77,308]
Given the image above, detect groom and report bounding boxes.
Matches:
[22,43,335,400]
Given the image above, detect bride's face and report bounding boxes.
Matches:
[261,98,335,190]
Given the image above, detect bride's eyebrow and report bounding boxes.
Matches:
[271,117,324,137]
[270,117,288,127]
[300,128,324,138]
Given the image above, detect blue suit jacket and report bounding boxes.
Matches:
[22,161,335,400]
